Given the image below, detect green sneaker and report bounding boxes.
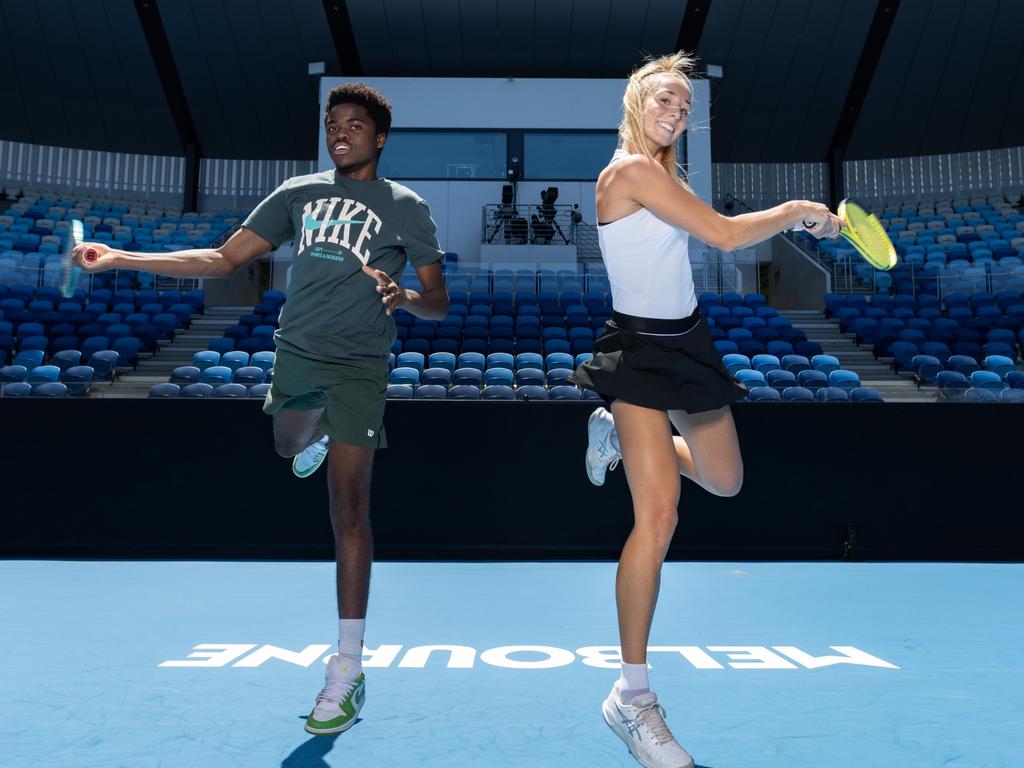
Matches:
[304,670,365,735]
[292,435,329,478]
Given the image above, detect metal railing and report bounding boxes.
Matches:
[481,203,577,245]
[723,192,851,291]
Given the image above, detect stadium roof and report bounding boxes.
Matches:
[1,0,1021,163]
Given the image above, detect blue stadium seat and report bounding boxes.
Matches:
[515,367,546,387]
[549,385,582,400]
[208,337,235,355]
[815,386,849,401]
[1007,371,1024,389]
[850,387,883,402]
[765,340,793,359]
[795,341,823,359]
[936,370,969,399]
[747,386,781,401]
[484,367,514,387]
[964,387,998,402]
[200,365,233,387]
[486,352,514,371]
[32,381,67,397]
[232,366,266,386]
[983,355,1016,378]
[50,349,82,372]
[61,365,94,395]
[13,349,45,369]
[811,354,840,375]
[546,367,574,387]
[1,381,31,397]
[546,352,575,371]
[781,355,810,374]
[389,367,420,387]
[911,355,942,386]
[250,351,276,372]
[751,354,781,374]
[482,384,515,400]
[946,354,980,376]
[180,383,214,398]
[970,370,1004,391]
[449,384,481,400]
[828,369,861,392]
[582,388,604,401]
[515,385,548,400]
[515,352,544,371]
[170,366,201,386]
[889,341,918,372]
[87,350,119,380]
[148,383,181,398]
[735,369,766,388]
[27,364,60,389]
[19,335,49,353]
[221,350,250,372]
[247,383,272,398]
[765,369,796,392]
[421,367,452,387]
[397,351,425,372]
[797,369,827,392]
[453,367,484,387]
[722,354,750,376]
[386,384,414,399]
[999,388,1024,403]
[414,384,448,399]
[192,351,221,371]
[428,352,457,373]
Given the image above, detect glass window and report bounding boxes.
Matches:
[523,133,619,180]
[377,132,506,179]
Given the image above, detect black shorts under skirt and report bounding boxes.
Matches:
[570,310,747,413]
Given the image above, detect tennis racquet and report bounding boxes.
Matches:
[804,198,897,271]
[59,219,99,298]
[836,198,897,271]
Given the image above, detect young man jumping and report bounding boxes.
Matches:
[75,82,448,735]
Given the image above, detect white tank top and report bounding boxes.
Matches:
[598,149,696,320]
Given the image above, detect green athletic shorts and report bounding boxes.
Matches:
[262,348,388,449]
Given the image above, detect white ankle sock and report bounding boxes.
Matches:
[618,661,650,703]
[336,618,365,679]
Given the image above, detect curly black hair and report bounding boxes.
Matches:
[324,82,392,136]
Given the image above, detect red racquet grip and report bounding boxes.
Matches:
[82,248,99,263]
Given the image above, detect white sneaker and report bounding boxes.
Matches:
[601,685,695,768]
[304,655,365,735]
[292,435,330,478]
[586,407,621,486]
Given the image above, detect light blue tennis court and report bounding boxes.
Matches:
[2,560,1021,767]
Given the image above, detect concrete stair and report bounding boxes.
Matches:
[780,309,935,402]
[91,306,253,398]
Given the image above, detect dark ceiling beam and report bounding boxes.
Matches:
[133,0,202,211]
[322,0,363,75]
[827,0,902,206]
[675,0,714,59]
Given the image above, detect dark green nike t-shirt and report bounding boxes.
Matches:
[242,169,444,364]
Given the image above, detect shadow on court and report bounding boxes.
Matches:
[281,730,344,767]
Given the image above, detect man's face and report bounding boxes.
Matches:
[325,103,386,176]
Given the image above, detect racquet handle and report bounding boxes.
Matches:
[82,247,99,263]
